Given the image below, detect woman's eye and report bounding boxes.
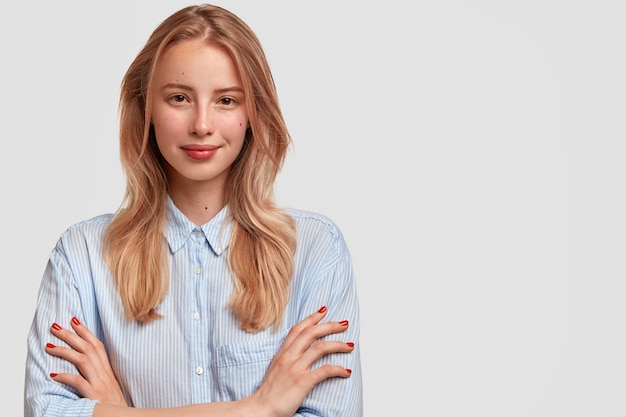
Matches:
[220,97,235,106]
[172,95,186,103]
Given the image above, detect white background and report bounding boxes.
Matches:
[2,1,625,415]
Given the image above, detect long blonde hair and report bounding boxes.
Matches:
[104,4,296,332]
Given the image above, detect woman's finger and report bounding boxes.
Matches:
[47,320,127,406]
[69,317,114,373]
[276,308,352,365]
[48,322,101,381]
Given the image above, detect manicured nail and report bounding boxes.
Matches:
[346,342,354,348]
[50,373,58,378]
[318,306,327,314]
[46,343,56,349]
[71,317,81,326]
[345,369,352,375]
[51,323,61,331]
[339,320,349,326]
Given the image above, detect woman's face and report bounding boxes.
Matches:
[150,38,248,192]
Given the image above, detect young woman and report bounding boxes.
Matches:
[24,4,362,417]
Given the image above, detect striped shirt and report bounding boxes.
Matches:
[24,197,362,416]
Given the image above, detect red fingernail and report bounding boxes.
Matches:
[339,320,349,326]
[72,317,81,326]
[46,343,56,349]
[50,373,58,378]
[318,306,327,313]
[346,342,354,348]
[51,323,61,331]
[345,369,352,375]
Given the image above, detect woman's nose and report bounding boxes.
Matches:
[191,107,214,136]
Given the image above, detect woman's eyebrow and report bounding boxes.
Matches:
[214,86,244,94]
[161,83,244,95]
[161,83,193,91]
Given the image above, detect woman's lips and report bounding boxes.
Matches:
[181,145,218,160]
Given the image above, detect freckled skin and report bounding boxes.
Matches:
[150,39,248,196]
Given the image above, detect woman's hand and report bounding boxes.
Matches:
[45,307,354,417]
[46,317,127,407]
[249,306,355,417]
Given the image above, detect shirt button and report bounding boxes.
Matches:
[195,231,203,239]
[195,366,204,375]
[193,312,200,321]
[194,267,201,274]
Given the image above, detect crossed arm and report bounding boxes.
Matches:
[44,307,355,417]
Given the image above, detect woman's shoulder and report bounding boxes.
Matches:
[57,213,115,244]
[284,208,349,252]
[43,213,116,265]
[285,208,340,231]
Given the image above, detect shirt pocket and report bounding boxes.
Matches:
[215,335,285,401]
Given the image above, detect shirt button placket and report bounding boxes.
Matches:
[191,227,209,398]
[193,252,203,378]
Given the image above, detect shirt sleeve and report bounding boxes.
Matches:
[294,228,363,417]
[24,236,98,417]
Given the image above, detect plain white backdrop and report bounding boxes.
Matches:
[2,1,626,415]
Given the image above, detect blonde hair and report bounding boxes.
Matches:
[104,4,296,332]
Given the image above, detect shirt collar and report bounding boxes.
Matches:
[164,195,232,255]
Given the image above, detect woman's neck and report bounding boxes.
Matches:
[168,184,225,226]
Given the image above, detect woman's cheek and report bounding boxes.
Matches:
[158,114,186,136]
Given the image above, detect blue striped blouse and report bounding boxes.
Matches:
[24,197,362,416]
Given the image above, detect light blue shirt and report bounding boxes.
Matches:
[25,197,362,417]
